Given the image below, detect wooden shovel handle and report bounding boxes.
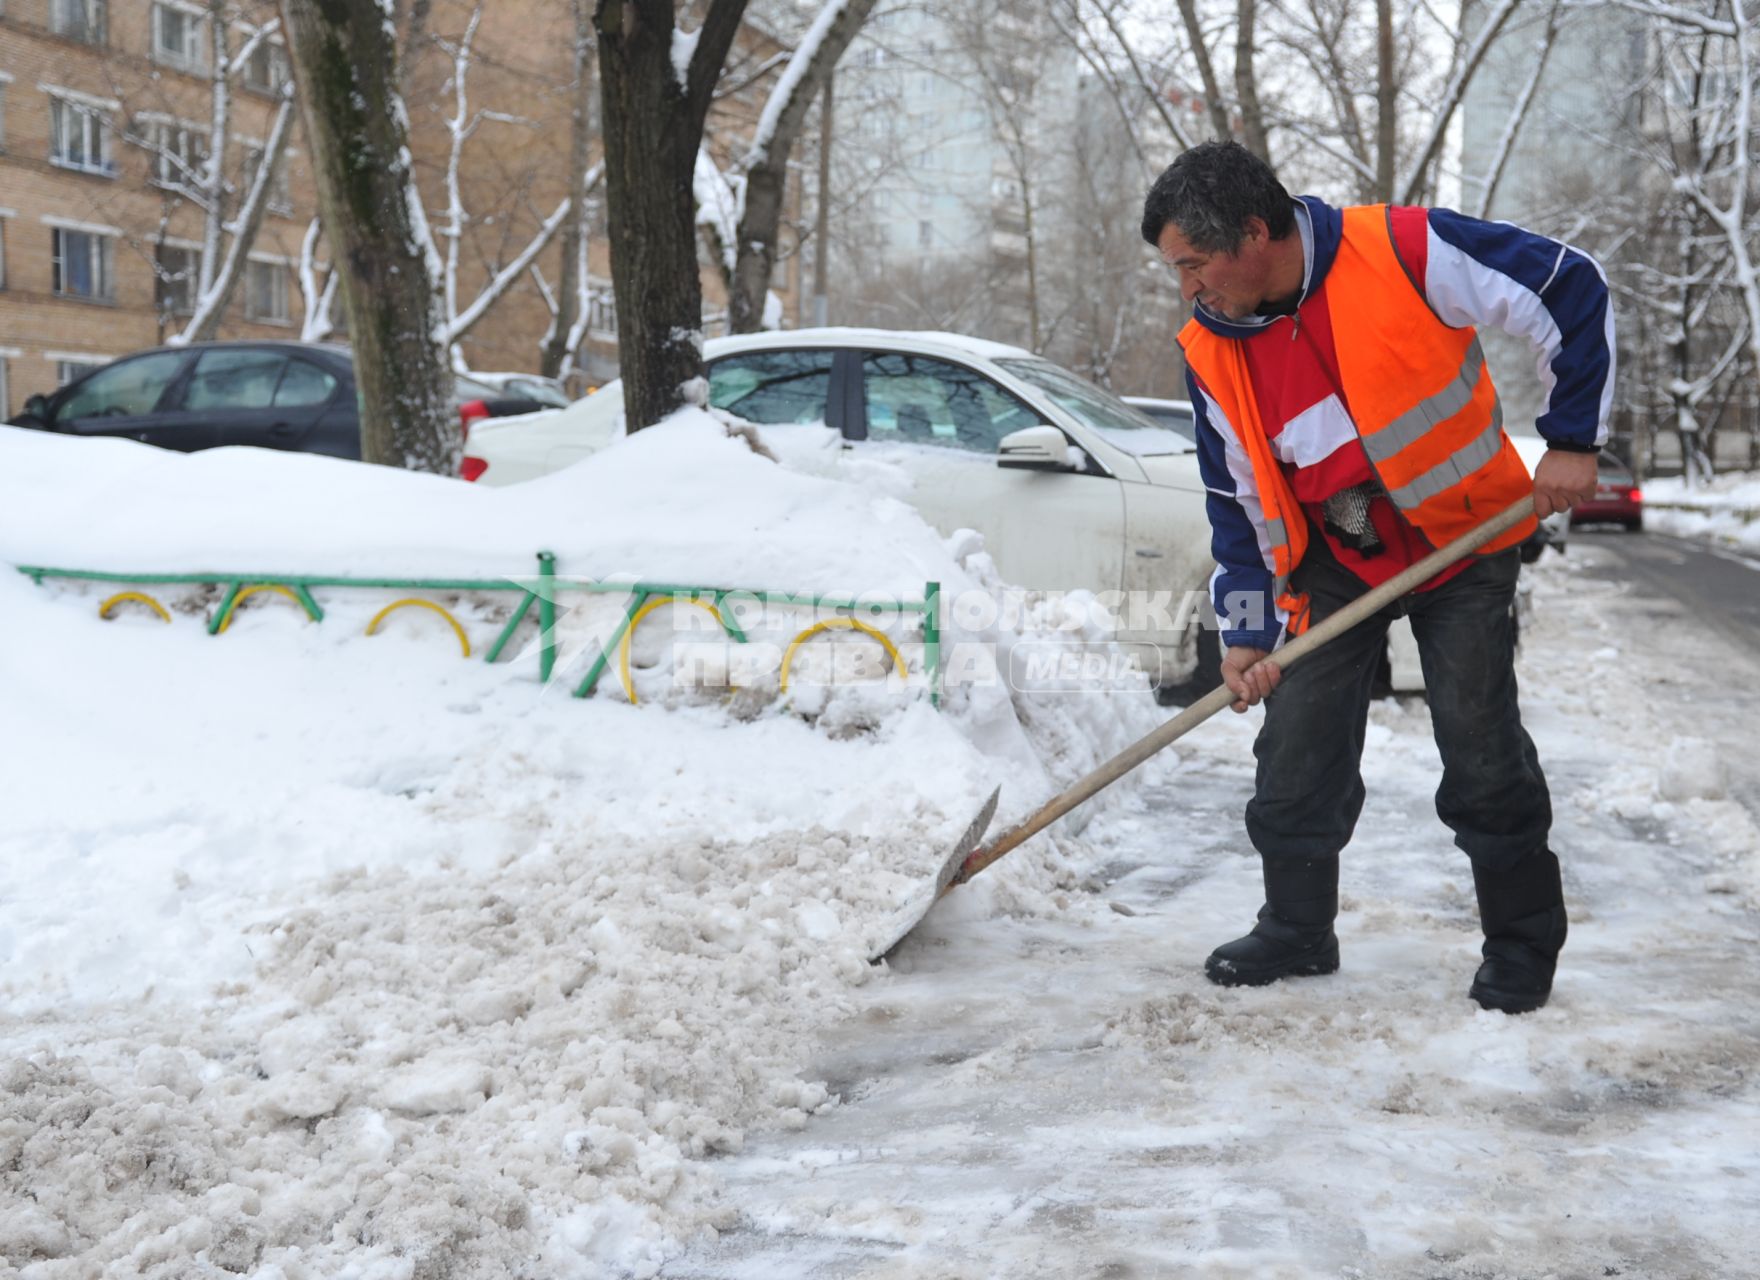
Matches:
[947,496,1538,890]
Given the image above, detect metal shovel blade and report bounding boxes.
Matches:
[869,785,1000,964]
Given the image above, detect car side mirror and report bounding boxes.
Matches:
[997,425,1073,471]
[19,393,52,425]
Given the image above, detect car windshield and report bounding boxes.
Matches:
[996,359,1191,456]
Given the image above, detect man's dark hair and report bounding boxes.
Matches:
[1140,141,1296,254]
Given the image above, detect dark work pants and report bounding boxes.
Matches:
[1244,541,1552,874]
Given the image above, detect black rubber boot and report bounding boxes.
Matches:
[1205,856,1340,987]
[1470,847,1568,1014]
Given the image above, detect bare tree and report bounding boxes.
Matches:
[1617,0,1760,482]
[280,0,455,472]
[593,0,749,431]
[718,0,880,333]
[1470,0,1565,218]
[539,0,599,377]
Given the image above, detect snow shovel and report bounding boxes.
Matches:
[873,494,1539,962]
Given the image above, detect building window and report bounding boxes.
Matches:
[49,0,107,43]
[49,96,115,175]
[587,286,618,337]
[51,228,114,300]
[244,40,290,94]
[245,260,290,322]
[58,359,104,386]
[0,75,10,150]
[0,355,9,420]
[157,244,199,315]
[243,144,292,214]
[919,219,933,249]
[0,217,8,290]
[152,3,207,71]
[143,119,208,188]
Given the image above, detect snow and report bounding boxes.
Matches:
[0,415,955,595]
[1644,469,1760,552]
[671,24,701,93]
[5,420,1760,1277]
[1,412,1172,1275]
[693,150,742,273]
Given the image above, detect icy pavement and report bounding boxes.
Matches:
[665,539,1760,1280]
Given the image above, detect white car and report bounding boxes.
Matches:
[464,328,1221,691]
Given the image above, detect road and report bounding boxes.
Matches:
[662,536,1760,1280]
[1574,525,1760,656]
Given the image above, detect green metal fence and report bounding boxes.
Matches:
[16,556,944,707]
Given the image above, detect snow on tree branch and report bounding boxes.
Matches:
[745,0,852,168]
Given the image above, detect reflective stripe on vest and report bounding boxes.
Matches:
[1360,338,1485,467]
[1384,402,1505,510]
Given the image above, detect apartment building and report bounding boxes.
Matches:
[0,0,311,417]
[0,0,802,419]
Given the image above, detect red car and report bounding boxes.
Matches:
[1571,450,1643,530]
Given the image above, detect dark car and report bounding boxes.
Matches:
[1570,450,1643,530]
[4,341,553,460]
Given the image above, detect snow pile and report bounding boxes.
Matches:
[1643,469,1760,551]
[0,413,956,595]
[0,411,1175,1274]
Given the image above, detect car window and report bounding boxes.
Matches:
[999,359,1191,456]
[1597,452,1634,483]
[509,378,570,408]
[59,353,186,420]
[709,350,836,425]
[861,353,1039,453]
[273,359,338,408]
[186,349,288,411]
[1130,402,1197,443]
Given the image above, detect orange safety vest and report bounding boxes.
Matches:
[1179,204,1538,636]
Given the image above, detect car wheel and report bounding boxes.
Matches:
[1152,626,1223,706]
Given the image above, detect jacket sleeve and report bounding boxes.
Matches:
[1189,369,1289,652]
[1392,205,1614,450]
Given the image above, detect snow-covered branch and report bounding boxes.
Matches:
[1398,0,1521,203]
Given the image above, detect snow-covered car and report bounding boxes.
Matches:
[464,329,1222,690]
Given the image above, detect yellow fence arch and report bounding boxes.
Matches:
[216,584,313,634]
[98,591,172,623]
[780,618,906,693]
[365,598,472,657]
[617,596,732,705]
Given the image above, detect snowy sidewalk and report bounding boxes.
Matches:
[665,539,1760,1280]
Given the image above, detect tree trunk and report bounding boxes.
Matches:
[594,0,749,431]
[811,73,831,326]
[1234,0,1269,159]
[1375,0,1395,202]
[728,0,878,334]
[1176,0,1234,144]
[542,0,596,377]
[280,0,455,473]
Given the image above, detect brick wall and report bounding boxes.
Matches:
[0,0,802,414]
